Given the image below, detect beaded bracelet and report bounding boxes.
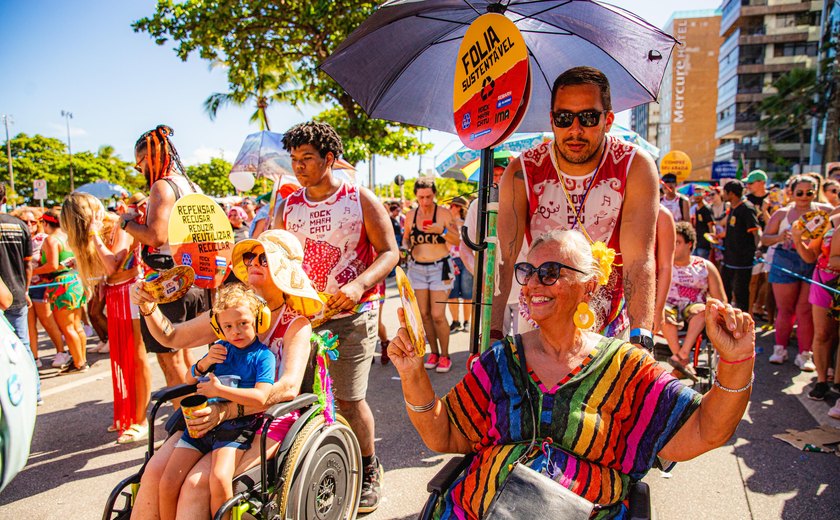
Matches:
[139,303,158,317]
[718,353,755,365]
[405,397,437,413]
[713,372,754,393]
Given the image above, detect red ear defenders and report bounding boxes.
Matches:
[209,294,271,341]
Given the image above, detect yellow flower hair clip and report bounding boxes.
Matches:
[590,241,615,286]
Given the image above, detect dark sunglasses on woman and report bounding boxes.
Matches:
[551,109,607,128]
[242,251,268,267]
[794,189,815,197]
[514,261,586,286]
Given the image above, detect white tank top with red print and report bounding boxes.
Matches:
[282,182,380,314]
[520,135,637,334]
[264,305,306,380]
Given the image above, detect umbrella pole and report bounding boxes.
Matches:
[466,147,496,355]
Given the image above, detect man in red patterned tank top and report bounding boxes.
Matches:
[493,67,660,348]
[273,122,399,513]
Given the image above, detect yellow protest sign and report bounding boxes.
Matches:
[453,13,529,150]
[660,150,692,183]
[168,194,234,289]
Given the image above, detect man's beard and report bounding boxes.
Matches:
[559,135,603,165]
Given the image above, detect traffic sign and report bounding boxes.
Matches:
[33,179,47,200]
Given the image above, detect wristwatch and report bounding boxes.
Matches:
[629,328,654,351]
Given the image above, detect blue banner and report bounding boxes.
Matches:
[712,161,738,180]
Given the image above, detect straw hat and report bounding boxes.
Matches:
[232,230,324,317]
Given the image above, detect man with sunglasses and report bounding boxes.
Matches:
[495,67,659,347]
[126,126,209,395]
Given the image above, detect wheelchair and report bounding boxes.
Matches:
[653,310,717,393]
[418,455,654,520]
[103,345,362,520]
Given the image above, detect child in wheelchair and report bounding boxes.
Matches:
[662,222,727,380]
[159,282,276,520]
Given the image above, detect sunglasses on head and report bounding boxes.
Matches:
[514,261,585,286]
[242,251,268,267]
[551,109,606,128]
[795,189,815,197]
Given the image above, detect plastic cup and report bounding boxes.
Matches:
[422,219,432,229]
[181,395,208,437]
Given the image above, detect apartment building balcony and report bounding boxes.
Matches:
[716,118,759,141]
[739,30,810,45]
[715,141,762,162]
[722,0,816,35]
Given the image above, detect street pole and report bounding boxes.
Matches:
[61,110,74,192]
[1,115,13,195]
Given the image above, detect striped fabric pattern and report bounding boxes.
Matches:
[438,336,701,519]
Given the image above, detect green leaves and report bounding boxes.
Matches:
[0,133,144,205]
[134,0,425,162]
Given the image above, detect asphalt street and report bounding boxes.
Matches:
[1,281,838,519]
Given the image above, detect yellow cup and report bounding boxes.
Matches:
[181,395,208,437]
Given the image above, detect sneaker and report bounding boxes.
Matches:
[96,341,110,354]
[768,345,788,364]
[462,320,470,332]
[449,321,461,333]
[829,402,840,420]
[424,353,440,369]
[794,351,816,372]
[358,457,383,513]
[436,356,452,373]
[51,352,70,368]
[34,358,42,368]
[808,382,831,401]
[58,363,89,376]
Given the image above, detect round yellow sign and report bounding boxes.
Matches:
[660,150,692,183]
[453,13,530,151]
[168,193,234,289]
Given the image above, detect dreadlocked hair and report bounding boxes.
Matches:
[135,125,185,188]
[281,122,344,159]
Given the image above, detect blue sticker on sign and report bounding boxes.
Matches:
[181,253,193,266]
[461,113,471,130]
[496,94,512,109]
[470,129,492,141]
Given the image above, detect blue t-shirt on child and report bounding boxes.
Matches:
[209,339,276,388]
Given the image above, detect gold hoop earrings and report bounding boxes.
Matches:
[573,302,595,329]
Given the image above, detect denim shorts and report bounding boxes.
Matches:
[407,257,453,292]
[177,415,262,453]
[768,248,815,285]
[448,257,473,300]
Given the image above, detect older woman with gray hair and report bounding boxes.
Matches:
[388,229,756,518]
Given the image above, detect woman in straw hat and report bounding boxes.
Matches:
[129,229,324,519]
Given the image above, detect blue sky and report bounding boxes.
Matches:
[1,0,722,189]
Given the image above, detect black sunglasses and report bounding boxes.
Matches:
[795,189,815,197]
[514,261,586,286]
[242,252,268,267]
[551,109,607,128]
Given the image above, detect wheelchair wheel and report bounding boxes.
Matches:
[278,414,362,520]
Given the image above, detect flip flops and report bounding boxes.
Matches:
[116,424,149,444]
[668,356,698,382]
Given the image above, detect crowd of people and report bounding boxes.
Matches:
[0,65,838,518]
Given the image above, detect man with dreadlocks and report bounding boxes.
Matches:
[273,122,399,513]
[123,125,210,400]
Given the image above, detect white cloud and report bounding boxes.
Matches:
[186,146,236,166]
[48,122,87,138]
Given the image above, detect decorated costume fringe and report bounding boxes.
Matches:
[105,279,137,433]
[310,330,339,425]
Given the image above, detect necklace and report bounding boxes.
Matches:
[549,141,607,244]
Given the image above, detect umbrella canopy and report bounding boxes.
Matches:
[75,181,129,199]
[609,124,660,158]
[230,131,294,182]
[321,0,678,135]
[436,136,540,175]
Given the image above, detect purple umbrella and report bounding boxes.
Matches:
[321,0,677,133]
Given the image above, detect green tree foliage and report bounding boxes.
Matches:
[374,177,478,206]
[0,133,142,205]
[759,68,817,169]
[133,0,431,165]
[185,157,268,197]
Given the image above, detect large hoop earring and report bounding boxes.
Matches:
[573,302,595,329]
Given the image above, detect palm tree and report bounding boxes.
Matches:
[203,60,296,131]
[759,68,817,170]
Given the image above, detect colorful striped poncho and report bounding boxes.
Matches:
[438,335,701,519]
